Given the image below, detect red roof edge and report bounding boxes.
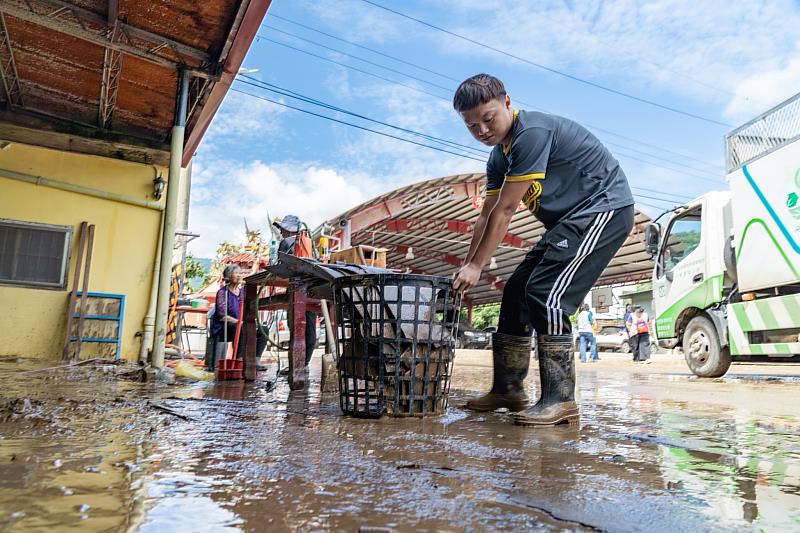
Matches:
[182,0,272,166]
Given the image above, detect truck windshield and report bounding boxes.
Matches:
[663,211,702,270]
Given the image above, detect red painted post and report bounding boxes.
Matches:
[243,282,258,381]
[467,302,473,326]
[288,289,307,390]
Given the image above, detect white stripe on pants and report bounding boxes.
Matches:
[545,210,614,335]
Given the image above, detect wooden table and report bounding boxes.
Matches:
[242,270,325,389]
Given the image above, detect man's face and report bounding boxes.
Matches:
[459,95,514,147]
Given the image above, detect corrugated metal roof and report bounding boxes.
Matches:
[326,173,654,306]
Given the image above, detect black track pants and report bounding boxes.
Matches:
[497,206,634,337]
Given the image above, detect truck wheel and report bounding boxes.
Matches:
[455,337,464,349]
[683,316,731,377]
[619,343,631,354]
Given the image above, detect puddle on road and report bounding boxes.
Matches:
[0,356,799,531]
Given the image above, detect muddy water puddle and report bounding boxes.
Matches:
[1,357,799,532]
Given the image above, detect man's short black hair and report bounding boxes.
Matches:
[453,73,506,112]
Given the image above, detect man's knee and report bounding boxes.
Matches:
[523,279,553,333]
[505,267,530,295]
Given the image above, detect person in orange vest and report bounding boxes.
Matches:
[273,214,317,365]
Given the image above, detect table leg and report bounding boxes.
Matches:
[244,283,258,381]
[288,290,307,390]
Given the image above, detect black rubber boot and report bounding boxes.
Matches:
[465,332,531,412]
[514,334,579,426]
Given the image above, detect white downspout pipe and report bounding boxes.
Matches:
[139,214,163,361]
[151,70,189,369]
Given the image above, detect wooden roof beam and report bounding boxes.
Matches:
[0,12,23,107]
[97,0,121,128]
[0,0,215,78]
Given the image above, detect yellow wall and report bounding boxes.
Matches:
[0,142,167,360]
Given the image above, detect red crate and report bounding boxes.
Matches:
[216,359,243,381]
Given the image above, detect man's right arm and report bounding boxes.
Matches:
[464,195,498,265]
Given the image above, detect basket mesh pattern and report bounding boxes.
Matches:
[333,274,460,418]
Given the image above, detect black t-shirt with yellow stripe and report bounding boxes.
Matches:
[486,110,633,230]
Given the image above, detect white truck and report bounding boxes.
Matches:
[644,92,800,377]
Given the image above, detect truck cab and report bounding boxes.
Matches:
[645,91,800,377]
[648,192,734,376]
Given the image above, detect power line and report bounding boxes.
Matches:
[636,200,673,212]
[583,123,721,171]
[263,24,454,93]
[232,83,694,206]
[611,148,724,184]
[255,35,448,102]
[527,8,736,98]
[358,0,731,127]
[267,12,461,83]
[633,192,684,205]
[630,186,692,202]
[254,37,725,184]
[230,87,487,162]
[258,20,723,173]
[237,75,488,156]
[600,139,720,178]
[242,74,718,189]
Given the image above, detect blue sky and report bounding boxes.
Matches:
[187,0,800,257]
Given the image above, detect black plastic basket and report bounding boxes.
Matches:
[332,274,460,418]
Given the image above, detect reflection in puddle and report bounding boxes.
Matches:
[0,356,799,531]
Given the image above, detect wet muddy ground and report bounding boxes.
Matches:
[1,350,799,532]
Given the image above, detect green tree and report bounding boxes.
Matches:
[470,303,501,329]
[184,254,208,293]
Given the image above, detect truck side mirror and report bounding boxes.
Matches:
[644,223,660,257]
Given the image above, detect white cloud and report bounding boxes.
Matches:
[187,159,386,257]
[201,89,288,146]
[300,0,417,44]
[723,49,800,121]
[379,0,800,117]
[334,81,484,179]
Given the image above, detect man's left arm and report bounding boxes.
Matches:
[453,180,531,291]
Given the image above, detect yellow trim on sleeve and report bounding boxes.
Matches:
[505,172,545,182]
[484,188,501,196]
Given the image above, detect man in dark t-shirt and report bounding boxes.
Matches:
[452,74,634,428]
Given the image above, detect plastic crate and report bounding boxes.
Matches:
[333,274,460,418]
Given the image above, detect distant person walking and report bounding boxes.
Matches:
[631,306,651,362]
[576,304,599,363]
[623,304,635,354]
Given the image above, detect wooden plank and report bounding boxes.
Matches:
[62,221,86,361]
[75,224,95,359]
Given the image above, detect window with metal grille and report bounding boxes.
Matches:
[0,219,72,289]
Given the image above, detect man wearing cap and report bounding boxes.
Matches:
[274,214,317,365]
